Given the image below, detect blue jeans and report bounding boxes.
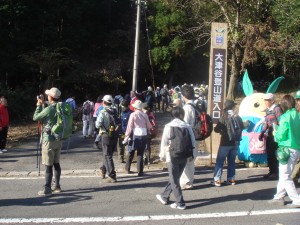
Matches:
[214,145,238,181]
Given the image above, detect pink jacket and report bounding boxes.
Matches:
[125,110,152,137]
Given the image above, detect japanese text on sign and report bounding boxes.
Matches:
[211,49,226,123]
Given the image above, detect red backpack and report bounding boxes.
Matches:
[148,112,158,138]
[188,104,213,141]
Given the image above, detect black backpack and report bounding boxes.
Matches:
[105,108,120,138]
[83,101,92,115]
[169,127,193,159]
[227,115,243,142]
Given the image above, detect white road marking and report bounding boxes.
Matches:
[0,209,299,223]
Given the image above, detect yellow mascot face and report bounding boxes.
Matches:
[239,93,266,119]
[238,71,284,119]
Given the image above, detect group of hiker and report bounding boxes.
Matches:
[2,82,299,210]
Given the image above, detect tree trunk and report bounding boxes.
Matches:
[226,44,239,100]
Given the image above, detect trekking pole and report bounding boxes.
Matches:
[36,122,40,169]
[37,122,42,176]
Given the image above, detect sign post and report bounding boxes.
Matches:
[207,22,228,164]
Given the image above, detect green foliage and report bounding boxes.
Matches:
[148,0,190,74]
[272,0,300,34]
[0,85,36,121]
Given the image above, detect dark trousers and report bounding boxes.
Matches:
[266,135,279,174]
[161,97,169,112]
[0,126,8,149]
[161,157,187,206]
[125,136,147,174]
[155,99,161,111]
[144,136,151,164]
[101,135,117,179]
[118,134,125,161]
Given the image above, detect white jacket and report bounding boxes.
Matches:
[159,118,195,162]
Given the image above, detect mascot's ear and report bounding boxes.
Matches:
[242,70,253,97]
[266,76,285,94]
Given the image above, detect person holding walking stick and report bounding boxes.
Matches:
[33,87,63,196]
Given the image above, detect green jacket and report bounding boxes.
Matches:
[33,103,57,142]
[275,108,300,151]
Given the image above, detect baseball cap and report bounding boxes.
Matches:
[102,95,113,104]
[45,87,61,99]
[263,93,274,100]
[132,100,142,110]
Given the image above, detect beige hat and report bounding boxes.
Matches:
[132,100,142,110]
[263,93,274,100]
[45,87,61,99]
[102,95,113,104]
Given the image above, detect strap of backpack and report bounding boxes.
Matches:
[186,103,199,124]
[99,109,110,133]
[103,108,116,133]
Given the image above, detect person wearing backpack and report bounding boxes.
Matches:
[268,95,300,208]
[117,99,132,163]
[95,95,119,183]
[93,96,103,148]
[82,95,94,138]
[155,87,161,112]
[259,93,283,180]
[123,100,152,176]
[211,100,244,187]
[156,106,195,210]
[172,86,181,104]
[33,87,63,196]
[160,84,170,112]
[144,86,155,112]
[179,84,198,190]
[65,94,76,116]
[142,102,156,165]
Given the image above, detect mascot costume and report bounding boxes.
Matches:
[238,70,284,167]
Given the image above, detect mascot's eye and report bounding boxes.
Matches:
[254,102,260,108]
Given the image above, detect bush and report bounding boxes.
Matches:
[0,85,36,122]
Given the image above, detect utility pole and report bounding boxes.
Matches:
[132,0,141,91]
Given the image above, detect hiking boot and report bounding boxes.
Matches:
[268,198,285,206]
[104,177,117,183]
[156,194,167,205]
[52,185,62,193]
[170,203,186,210]
[211,180,221,187]
[38,186,52,197]
[263,172,271,178]
[267,173,279,180]
[224,180,236,185]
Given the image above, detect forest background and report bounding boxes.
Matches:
[0,0,299,122]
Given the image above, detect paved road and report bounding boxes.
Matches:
[0,113,299,224]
